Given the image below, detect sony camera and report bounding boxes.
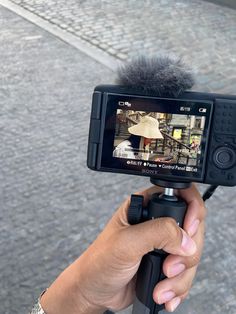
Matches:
[87,85,236,186]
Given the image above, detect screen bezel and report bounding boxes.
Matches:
[97,92,213,182]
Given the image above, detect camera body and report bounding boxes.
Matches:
[87,85,236,187]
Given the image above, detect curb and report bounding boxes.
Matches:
[0,0,119,71]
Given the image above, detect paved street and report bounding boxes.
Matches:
[5,0,236,94]
[0,1,236,314]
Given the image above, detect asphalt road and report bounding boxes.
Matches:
[0,2,236,314]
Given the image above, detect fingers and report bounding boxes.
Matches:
[154,221,205,312]
[165,291,189,312]
[178,184,206,237]
[121,217,197,262]
[153,266,197,311]
[163,221,205,278]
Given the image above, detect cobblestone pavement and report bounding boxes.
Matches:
[0,2,236,314]
[7,0,236,94]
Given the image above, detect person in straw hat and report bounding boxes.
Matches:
[113,115,163,161]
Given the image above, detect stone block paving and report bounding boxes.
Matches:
[0,1,236,314]
[8,0,236,94]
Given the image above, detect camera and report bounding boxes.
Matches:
[87,85,236,186]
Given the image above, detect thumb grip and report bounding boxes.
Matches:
[132,252,167,313]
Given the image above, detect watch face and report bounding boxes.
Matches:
[30,302,45,314]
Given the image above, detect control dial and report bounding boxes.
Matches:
[213,146,236,170]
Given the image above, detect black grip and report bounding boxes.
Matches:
[132,193,187,314]
[134,252,166,313]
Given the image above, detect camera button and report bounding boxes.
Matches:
[219,152,230,163]
[227,173,234,181]
[213,147,236,170]
[214,135,223,143]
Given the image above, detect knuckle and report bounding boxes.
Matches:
[184,252,202,268]
[174,269,196,295]
[202,222,206,236]
[190,252,201,266]
[159,217,181,247]
[180,276,193,294]
[186,279,193,292]
[152,219,166,249]
[197,200,207,220]
[201,206,207,220]
[180,291,189,301]
[163,217,178,235]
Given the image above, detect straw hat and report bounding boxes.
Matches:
[128,116,163,139]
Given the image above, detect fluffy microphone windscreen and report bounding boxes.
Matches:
[116,56,195,97]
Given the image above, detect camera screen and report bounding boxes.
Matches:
[113,110,205,167]
[100,94,212,181]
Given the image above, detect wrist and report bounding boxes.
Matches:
[40,260,105,314]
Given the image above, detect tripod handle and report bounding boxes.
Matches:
[130,193,187,314]
[132,252,167,313]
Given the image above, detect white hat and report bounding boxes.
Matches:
[128,116,163,139]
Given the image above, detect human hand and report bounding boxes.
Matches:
[41,184,206,314]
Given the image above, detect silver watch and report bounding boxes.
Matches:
[30,301,46,314]
[29,290,47,314]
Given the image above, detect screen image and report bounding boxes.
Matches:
[101,94,212,180]
[113,110,206,171]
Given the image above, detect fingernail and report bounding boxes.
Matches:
[181,231,197,255]
[168,263,186,277]
[170,296,181,312]
[187,219,200,237]
[158,290,175,304]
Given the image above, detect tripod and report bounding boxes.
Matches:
[129,178,190,314]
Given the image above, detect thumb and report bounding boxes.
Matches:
[125,217,197,260]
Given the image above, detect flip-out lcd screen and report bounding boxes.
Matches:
[100,94,212,180]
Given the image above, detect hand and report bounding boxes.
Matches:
[41,184,206,314]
